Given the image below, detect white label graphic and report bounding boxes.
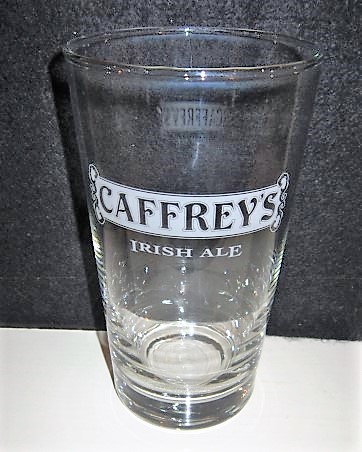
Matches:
[89,164,289,239]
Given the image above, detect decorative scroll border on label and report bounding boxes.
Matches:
[89,164,289,239]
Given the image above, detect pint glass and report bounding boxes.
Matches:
[64,27,321,428]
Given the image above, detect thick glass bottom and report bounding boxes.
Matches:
[105,299,267,428]
[113,368,255,429]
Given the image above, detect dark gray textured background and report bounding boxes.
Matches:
[0,0,360,340]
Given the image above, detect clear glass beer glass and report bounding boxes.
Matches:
[64,27,321,428]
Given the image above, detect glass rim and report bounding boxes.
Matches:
[63,26,322,78]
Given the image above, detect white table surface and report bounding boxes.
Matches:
[0,328,360,452]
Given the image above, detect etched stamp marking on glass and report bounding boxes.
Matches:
[160,101,227,131]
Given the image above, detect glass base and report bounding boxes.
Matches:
[106,307,265,429]
[113,369,255,429]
